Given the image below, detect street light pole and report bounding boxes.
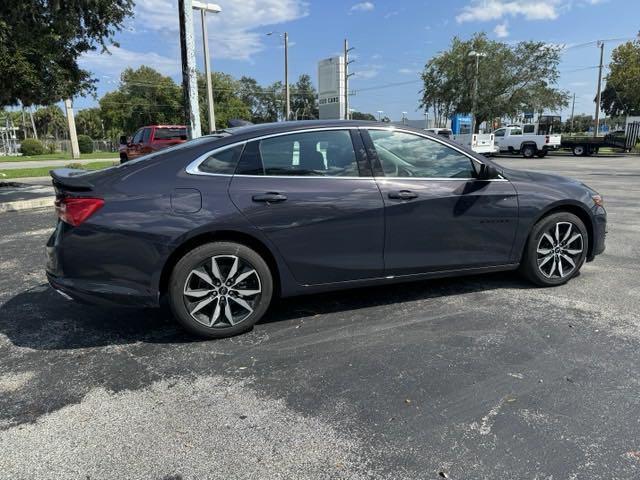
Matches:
[594,41,605,138]
[193,1,221,134]
[267,32,290,121]
[377,110,384,122]
[178,0,201,139]
[469,50,486,135]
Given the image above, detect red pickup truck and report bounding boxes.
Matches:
[119,125,187,163]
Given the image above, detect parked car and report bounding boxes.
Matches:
[451,133,499,156]
[493,126,562,158]
[425,128,452,138]
[119,125,187,163]
[47,120,606,339]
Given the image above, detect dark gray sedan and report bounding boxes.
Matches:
[46,120,606,338]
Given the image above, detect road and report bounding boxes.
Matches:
[1,155,639,479]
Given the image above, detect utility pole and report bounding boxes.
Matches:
[284,32,290,121]
[469,51,486,134]
[424,110,429,129]
[29,107,37,140]
[64,99,80,160]
[178,0,201,139]
[344,39,355,120]
[570,92,576,133]
[594,41,605,138]
[193,1,221,134]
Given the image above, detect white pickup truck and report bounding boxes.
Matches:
[425,128,498,156]
[493,126,561,158]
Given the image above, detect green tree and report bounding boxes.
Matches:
[76,108,103,138]
[0,0,133,107]
[99,66,183,136]
[420,33,568,132]
[33,105,67,139]
[290,74,318,120]
[198,72,251,132]
[350,111,377,121]
[601,35,640,117]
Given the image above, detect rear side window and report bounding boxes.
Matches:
[256,130,358,177]
[154,127,187,140]
[142,128,152,143]
[198,144,244,175]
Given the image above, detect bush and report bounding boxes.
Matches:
[20,138,45,156]
[77,134,93,154]
[65,163,84,170]
[47,143,57,154]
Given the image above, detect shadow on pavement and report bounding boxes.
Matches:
[0,272,529,351]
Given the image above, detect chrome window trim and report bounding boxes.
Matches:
[186,126,365,179]
[361,125,508,181]
[185,125,507,181]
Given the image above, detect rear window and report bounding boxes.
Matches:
[154,127,187,140]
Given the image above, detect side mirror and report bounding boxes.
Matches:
[119,135,127,145]
[478,163,500,180]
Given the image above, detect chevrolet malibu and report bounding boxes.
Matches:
[47,121,607,338]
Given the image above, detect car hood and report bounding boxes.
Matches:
[500,166,599,195]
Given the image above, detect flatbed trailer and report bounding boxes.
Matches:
[561,123,640,156]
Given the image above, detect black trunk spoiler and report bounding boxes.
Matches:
[50,168,94,192]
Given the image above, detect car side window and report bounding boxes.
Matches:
[256,130,359,177]
[142,128,152,143]
[131,129,144,144]
[510,128,522,136]
[198,144,244,175]
[494,129,505,137]
[369,130,475,179]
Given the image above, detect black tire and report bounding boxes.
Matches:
[522,144,536,158]
[520,212,588,287]
[536,150,547,158]
[168,241,273,338]
[572,145,585,156]
[119,152,128,163]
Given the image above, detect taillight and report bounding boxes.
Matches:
[545,135,550,144]
[55,197,104,226]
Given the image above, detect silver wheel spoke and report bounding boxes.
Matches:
[209,299,221,326]
[224,301,234,325]
[554,223,561,243]
[192,269,214,286]
[539,253,554,268]
[542,233,555,247]
[566,234,581,246]
[565,248,582,255]
[561,254,576,268]
[184,288,214,298]
[537,247,552,255]
[562,223,572,242]
[232,269,258,287]
[226,256,239,282]
[210,257,223,282]
[230,296,254,315]
[233,288,261,297]
[191,296,215,315]
[548,257,557,277]
[558,257,564,277]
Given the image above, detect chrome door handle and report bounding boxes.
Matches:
[252,192,288,203]
[388,190,418,200]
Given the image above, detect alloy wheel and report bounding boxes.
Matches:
[182,255,262,328]
[536,221,584,279]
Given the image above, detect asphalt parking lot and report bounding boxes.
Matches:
[1,154,639,479]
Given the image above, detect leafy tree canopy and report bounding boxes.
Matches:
[420,33,568,131]
[0,0,133,107]
[601,34,640,117]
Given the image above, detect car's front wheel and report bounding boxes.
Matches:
[520,212,588,286]
[168,241,273,338]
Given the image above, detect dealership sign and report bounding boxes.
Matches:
[317,56,345,120]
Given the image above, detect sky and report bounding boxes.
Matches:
[76,0,639,121]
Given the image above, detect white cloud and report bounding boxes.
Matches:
[133,0,309,61]
[354,64,381,79]
[350,2,375,12]
[493,22,509,38]
[456,0,560,23]
[398,68,417,75]
[80,46,180,77]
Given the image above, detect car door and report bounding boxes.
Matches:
[139,127,153,155]
[228,128,385,286]
[128,128,144,159]
[493,128,506,151]
[362,127,519,275]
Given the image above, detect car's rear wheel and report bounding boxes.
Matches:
[168,242,273,338]
[520,212,588,286]
[572,145,585,156]
[522,144,536,158]
[119,152,128,163]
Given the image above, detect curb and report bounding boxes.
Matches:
[0,196,54,213]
